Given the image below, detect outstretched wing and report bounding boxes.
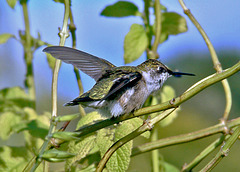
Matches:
[43,46,116,81]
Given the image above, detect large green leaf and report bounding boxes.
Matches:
[161,12,188,35]
[96,118,145,172]
[124,24,148,64]
[101,1,140,17]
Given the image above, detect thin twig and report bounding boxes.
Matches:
[27,0,70,171]
[21,0,36,108]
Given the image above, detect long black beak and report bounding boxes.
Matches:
[168,70,195,77]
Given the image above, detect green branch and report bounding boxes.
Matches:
[178,0,232,121]
[21,0,35,107]
[131,117,240,156]
[151,0,162,59]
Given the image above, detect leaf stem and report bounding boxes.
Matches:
[178,0,232,121]
[151,0,162,59]
[96,109,176,172]
[131,117,240,156]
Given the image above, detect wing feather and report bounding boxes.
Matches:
[43,46,116,81]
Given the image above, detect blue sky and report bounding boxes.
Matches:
[0,0,239,100]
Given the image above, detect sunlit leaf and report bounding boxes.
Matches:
[6,0,18,9]
[101,1,140,17]
[159,86,180,127]
[0,87,34,111]
[66,135,96,170]
[96,119,141,172]
[124,24,148,64]
[41,149,75,160]
[0,33,14,44]
[52,131,79,141]
[162,12,188,35]
[76,111,104,130]
[56,113,79,122]
[0,111,21,140]
[0,146,32,171]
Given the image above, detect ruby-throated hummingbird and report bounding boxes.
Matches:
[43,46,194,118]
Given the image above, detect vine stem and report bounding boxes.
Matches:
[151,0,162,59]
[178,0,232,121]
[28,0,70,171]
[200,126,240,172]
[96,109,176,172]
[131,117,240,156]
[21,0,35,108]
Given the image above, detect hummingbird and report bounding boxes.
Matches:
[43,46,194,118]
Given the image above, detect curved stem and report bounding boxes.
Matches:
[22,0,35,107]
[131,117,240,156]
[151,0,162,59]
[178,0,232,121]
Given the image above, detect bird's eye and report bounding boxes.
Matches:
[157,67,166,73]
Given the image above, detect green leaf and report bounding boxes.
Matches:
[0,111,21,140]
[163,161,180,172]
[0,146,31,171]
[6,0,18,9]
[41,149,75,160]
[0,33,14,44]
[101,1,140,17]
[55,113,79,122]
[96,120,139,172]
[66,135,96,170]
[76,111,104,130]
[159,86,180,127]
[162,12,188,35]
[124,24,148,64]
[0,87,34,111]
[52,131,79,141]
[46,53,56,71]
